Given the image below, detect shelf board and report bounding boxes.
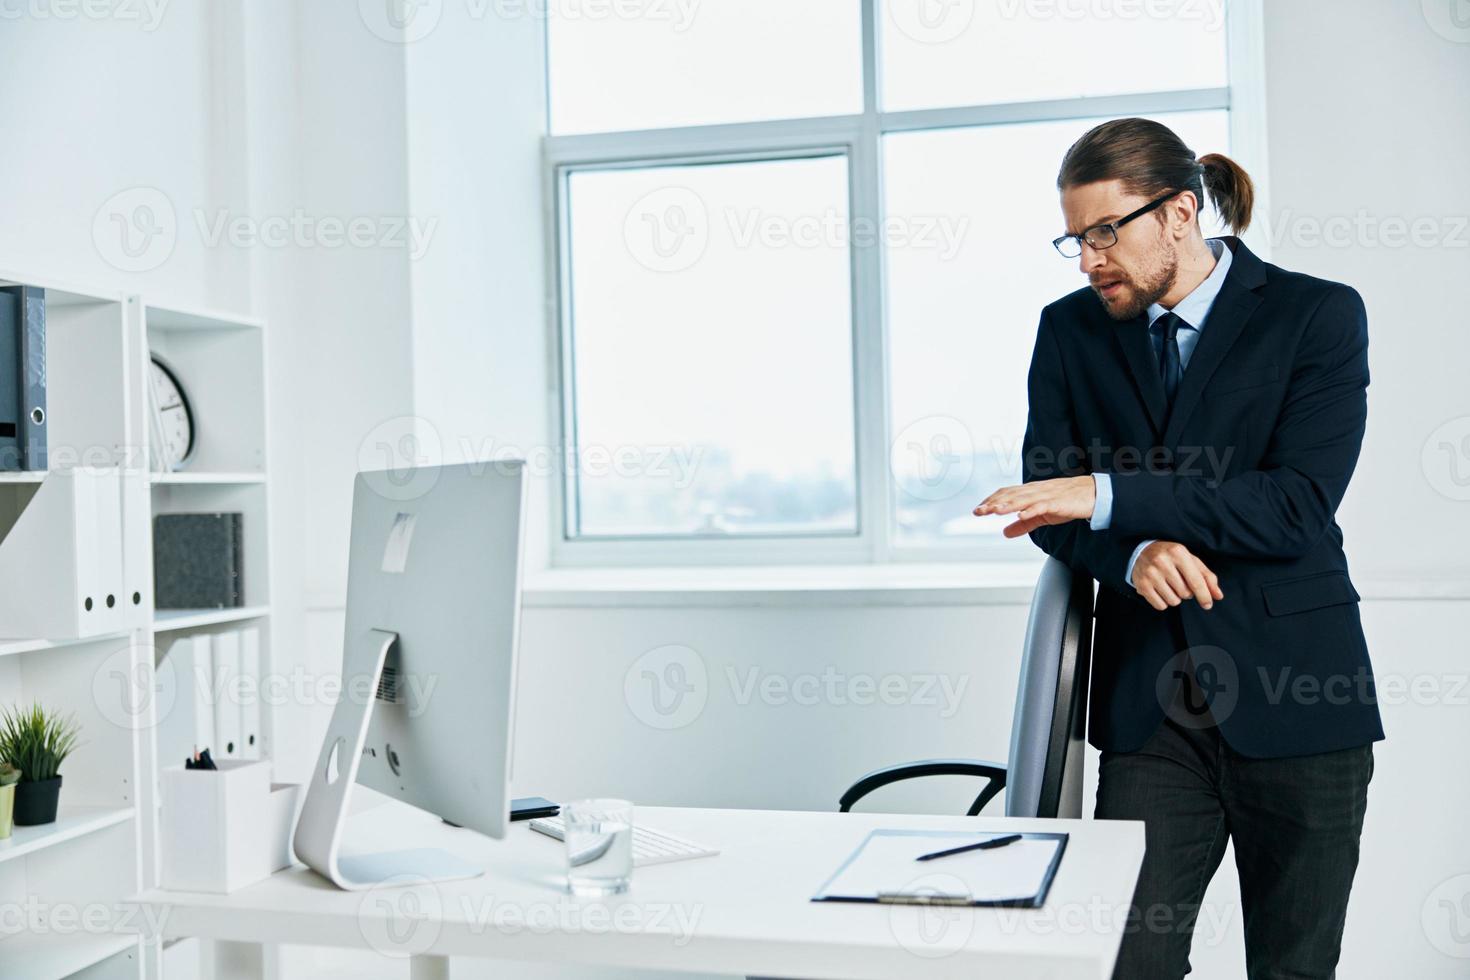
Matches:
[0,270,125,308]
[0,471,47,483]
[0,930,136,980]
[150,471,267,486]
[153,606,270,633]
[145,302,264,333]
[0,805,135,866]
[0,631,132,660]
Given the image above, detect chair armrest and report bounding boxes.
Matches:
[839,758,1008,816]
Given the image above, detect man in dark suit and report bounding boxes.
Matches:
[975,118,1382,979]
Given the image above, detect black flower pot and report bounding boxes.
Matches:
[14,775,62,826]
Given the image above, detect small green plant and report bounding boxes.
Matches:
[0,762,19,786]
[0,704,81,782]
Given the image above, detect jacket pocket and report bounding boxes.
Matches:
[1261,571,1361,616]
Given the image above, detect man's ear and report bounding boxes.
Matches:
[1166,191,1199,238]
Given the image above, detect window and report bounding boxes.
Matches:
[547,0,1251,564]
[880,1,1229,111]
[564,156,857,538]
[547,1,863,133]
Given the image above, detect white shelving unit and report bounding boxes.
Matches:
[0,274,276,980]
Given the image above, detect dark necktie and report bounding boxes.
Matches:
[1151,312,1184,411]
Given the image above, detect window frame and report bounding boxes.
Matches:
[543,0,1268,569]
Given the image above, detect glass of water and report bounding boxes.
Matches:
[563,798,634,896]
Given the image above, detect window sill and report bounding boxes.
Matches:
[522,560,1047,608]
[519,565,1470,609]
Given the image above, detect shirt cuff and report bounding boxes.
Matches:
[1089,473,1113,530]
[1125,539,1155,587]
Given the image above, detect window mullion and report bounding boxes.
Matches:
[853,0,891,563]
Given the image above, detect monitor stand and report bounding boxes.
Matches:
[294,628,485,890]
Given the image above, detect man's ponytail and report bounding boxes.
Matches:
[1197,152,1255,234]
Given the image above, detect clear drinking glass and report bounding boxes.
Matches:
[564,798,634,896]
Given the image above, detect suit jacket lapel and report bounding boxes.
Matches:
[1161,238,1268,446]
[1113,314,1169,435]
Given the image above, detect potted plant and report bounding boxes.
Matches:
[0,762,19,839]
[0,704,81,826]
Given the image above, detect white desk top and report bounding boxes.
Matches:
[137,803,1144,979]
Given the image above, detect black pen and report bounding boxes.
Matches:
[916,833,1023,862]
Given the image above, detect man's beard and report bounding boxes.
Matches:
[1092,247,1178,321]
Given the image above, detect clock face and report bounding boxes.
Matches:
[150,357,195,469]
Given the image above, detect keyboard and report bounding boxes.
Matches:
[528,816,720,867]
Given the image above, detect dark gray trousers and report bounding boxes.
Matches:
[1097,714,1373,979]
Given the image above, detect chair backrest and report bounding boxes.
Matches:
[1003,556,1095,818]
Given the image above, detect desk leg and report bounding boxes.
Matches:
[411,954,452,980]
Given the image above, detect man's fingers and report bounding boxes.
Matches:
[1181,559,1214,610]
[975,483,1052,515]
[1203,565,1225,601]
[1002,516,1042,538]
[1138,582,1170,611]
[1145,569,1182,607]
[1133,542,1227,610]
[1159,564,1190,607]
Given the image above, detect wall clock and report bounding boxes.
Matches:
[150,354,195,470]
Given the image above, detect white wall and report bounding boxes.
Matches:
[1261,1,1470,583]
[0,2,246,305]
[401,0,554,572]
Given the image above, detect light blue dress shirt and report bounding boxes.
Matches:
[1090,238,1233,585]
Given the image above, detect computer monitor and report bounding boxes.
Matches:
[294,460,526,890]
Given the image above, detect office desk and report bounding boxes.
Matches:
[137,803,1144,979]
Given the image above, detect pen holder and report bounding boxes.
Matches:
[161,760,275,893]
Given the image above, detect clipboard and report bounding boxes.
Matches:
[811,829,1069,908]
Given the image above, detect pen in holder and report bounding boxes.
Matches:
[161,759,302,893]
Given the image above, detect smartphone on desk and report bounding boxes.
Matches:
[510,796,560,821]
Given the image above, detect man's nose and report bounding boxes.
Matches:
[1079,242,1106,276]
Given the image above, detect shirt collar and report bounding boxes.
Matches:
[1146,237,1232,331]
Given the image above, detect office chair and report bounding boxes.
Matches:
[839,556,1095,819]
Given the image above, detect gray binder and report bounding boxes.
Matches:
[0,284,47,471]
[153,512,245,609]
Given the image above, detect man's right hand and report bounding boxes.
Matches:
[1132,541,1224,611]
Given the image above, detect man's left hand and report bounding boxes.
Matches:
[974,476,1095,537]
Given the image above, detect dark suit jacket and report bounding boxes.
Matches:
[1023,237,1384,758]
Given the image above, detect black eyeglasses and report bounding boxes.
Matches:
[1052,190,1182,258]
